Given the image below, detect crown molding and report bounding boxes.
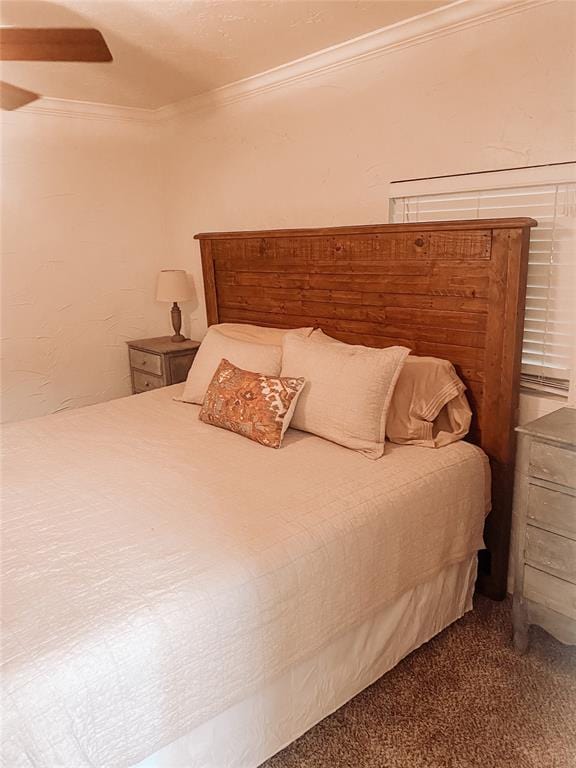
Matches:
[3,0,554,124]
[158,0,554,120]
[8,97,158,124]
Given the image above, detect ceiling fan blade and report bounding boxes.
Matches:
[0,28,112,62]
[0,81,39,110]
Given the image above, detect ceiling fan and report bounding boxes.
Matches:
[0,27,112,110]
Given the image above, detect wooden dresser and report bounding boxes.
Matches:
[513,407,576,651]
[127,336,199,394]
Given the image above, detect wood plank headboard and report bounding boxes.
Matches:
[195,218,536,599]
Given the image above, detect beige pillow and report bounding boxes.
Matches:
[214,323,313,346]
[281,331,409,459]
[387,356,472,447]
[199,359,306,449]
[180,327,282,404]
[431,396,472,446]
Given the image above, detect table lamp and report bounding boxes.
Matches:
[156,270,193,342]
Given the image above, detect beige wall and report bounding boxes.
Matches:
[1,1,574,427]
[0,112,174,422]
[161,0,575,337]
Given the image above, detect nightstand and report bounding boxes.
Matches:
[512,407,576,651]
[127,336,200,394]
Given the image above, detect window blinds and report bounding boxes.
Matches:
[390,182,576,394]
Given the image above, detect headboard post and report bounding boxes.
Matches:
[196,218,536,599]
[476,226,531,598]
[200,239,219,325]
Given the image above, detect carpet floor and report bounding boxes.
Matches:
[262,596,576,768]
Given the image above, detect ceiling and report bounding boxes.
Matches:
[0,0,451,109]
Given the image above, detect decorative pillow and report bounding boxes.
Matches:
[199,359,306,448]
[281,331,410,459]
[180,327,282,404]
[213,323,314,346]
[386,356,472,447]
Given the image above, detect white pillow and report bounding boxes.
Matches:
[281,331,410,459]
[180,327,282,405]
[214,323,313,346]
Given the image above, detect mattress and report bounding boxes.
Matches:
[1,385,490,768]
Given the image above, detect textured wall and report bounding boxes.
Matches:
[1,113,177,423]
[161,0,575,338]
[2,1,574,425]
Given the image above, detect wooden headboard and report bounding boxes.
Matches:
[195,218,536,599]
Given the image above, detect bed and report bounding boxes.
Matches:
[1,218,534,768]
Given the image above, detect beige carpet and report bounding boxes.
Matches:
[263,596,576,768]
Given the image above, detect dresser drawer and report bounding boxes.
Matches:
[529,440,576,489]
[525,526,576,584]
[524,565,576,620]
[133,370,165,393]
[527,483,576,538]
[129,348,163,376]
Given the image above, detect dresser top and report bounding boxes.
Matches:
[127,336,200,354]
[516,407,576,447]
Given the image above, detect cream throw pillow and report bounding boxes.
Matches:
[281,331,410,459]
[214,323,313,346]
[180,327,282,405]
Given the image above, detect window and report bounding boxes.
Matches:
[389,166,576,398]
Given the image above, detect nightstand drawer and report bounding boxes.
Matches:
[525,526,576,584]
[133,370,165,393]
[527,483,576,538]
[524,565,576,620]
[529,441,576,489]
[129,348,163,376]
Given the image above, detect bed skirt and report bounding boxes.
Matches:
[133,554,477,768]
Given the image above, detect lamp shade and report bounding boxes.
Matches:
[156,270,193,302]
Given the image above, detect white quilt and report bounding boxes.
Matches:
[1,385,489,768]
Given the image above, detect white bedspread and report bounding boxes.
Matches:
[1,385,489,768]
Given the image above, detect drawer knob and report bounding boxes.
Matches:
[145,382,150,387]
[415,237,424,247]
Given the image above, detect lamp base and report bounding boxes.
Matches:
[170,302,187,343]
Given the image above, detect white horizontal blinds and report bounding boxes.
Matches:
[390,182,576,394]
[524,185,575,390]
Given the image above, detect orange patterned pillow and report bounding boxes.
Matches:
[199,359,306,449]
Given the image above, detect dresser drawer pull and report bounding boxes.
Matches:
[129,349,163,376]
[133,370,164,392]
